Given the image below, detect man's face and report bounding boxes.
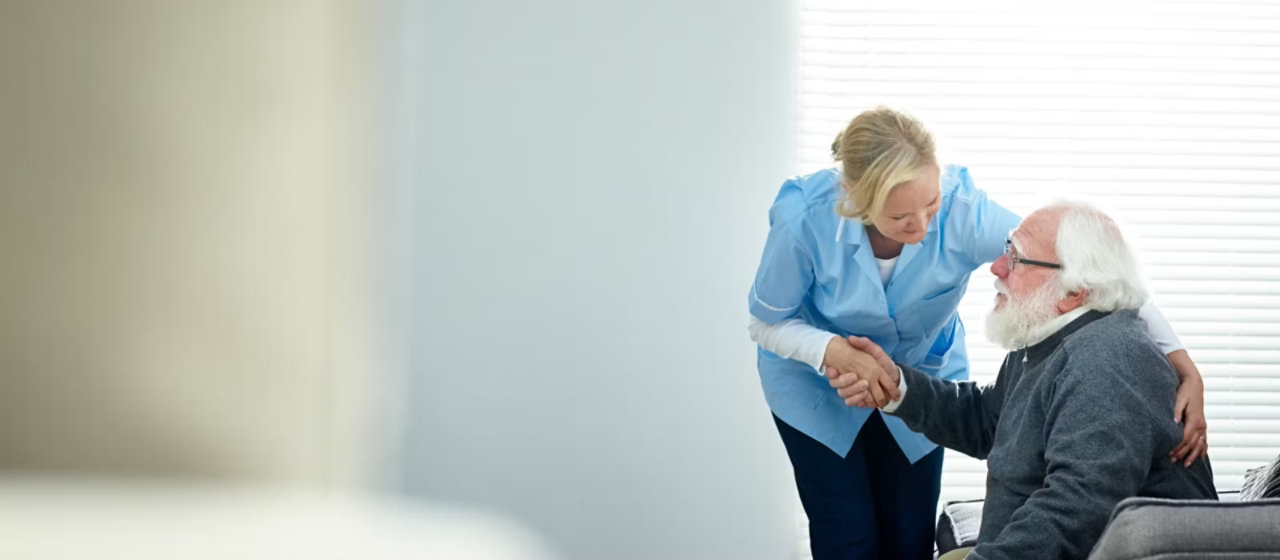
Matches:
[990,211,1061,311]
[985,210,1067,349]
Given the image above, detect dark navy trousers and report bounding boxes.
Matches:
[774,412,944,560]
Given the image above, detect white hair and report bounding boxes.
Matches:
[1049,201,1147,312]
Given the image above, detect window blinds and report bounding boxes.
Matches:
[799,0,1280,504]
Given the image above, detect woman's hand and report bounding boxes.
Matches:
[1167,349,1208,467]
[826,366,877,408]
[823,336,898,407]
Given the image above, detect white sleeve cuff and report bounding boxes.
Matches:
[881,366,908,413]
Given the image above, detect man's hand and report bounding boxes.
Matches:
[823,336,899,407]
[848,336,897,377]
[823,337,888,406]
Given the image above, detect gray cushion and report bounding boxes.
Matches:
[1242,454,1280,501]
[1089,497,1280,559]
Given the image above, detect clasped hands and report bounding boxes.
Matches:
[823,335,901,408]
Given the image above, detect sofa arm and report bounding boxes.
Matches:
[936,499,984,556]
[1089,497,1280,559]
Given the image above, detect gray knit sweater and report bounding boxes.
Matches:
[889,309,1217,560]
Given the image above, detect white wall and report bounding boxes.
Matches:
[393,1,800,558]
[0,1,380,487]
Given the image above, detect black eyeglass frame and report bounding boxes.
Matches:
[1004,238,1062,271]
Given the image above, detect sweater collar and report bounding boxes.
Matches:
[1023,309,1111,365]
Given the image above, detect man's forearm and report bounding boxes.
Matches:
[886,365,1000,459]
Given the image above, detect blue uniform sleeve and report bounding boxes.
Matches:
[749,222,814,324]
[948,167,1023,267]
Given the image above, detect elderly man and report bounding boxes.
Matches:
[832,202,1217,560]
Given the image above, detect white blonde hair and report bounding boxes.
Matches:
[831,106,937,224]
[1048,201,1147,311]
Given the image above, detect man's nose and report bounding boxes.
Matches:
[991,253,1011,278]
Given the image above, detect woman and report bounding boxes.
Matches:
[747,107,1208,560]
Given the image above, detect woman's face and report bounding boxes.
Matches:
[872,164,941,245]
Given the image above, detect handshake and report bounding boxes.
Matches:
[823,336,902,409]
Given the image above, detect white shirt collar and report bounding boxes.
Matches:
[1022,307,1090,348]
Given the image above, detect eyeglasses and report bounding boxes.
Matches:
[1004,238,1062,271]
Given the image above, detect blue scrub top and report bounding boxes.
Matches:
[749,165,1020,462]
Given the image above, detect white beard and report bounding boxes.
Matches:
[986,279,1067,350]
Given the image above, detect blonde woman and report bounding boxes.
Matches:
[747,107,1208,559]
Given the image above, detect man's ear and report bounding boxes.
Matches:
[1057,289,1088,313]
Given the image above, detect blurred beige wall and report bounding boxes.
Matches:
[0,1,381,487]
